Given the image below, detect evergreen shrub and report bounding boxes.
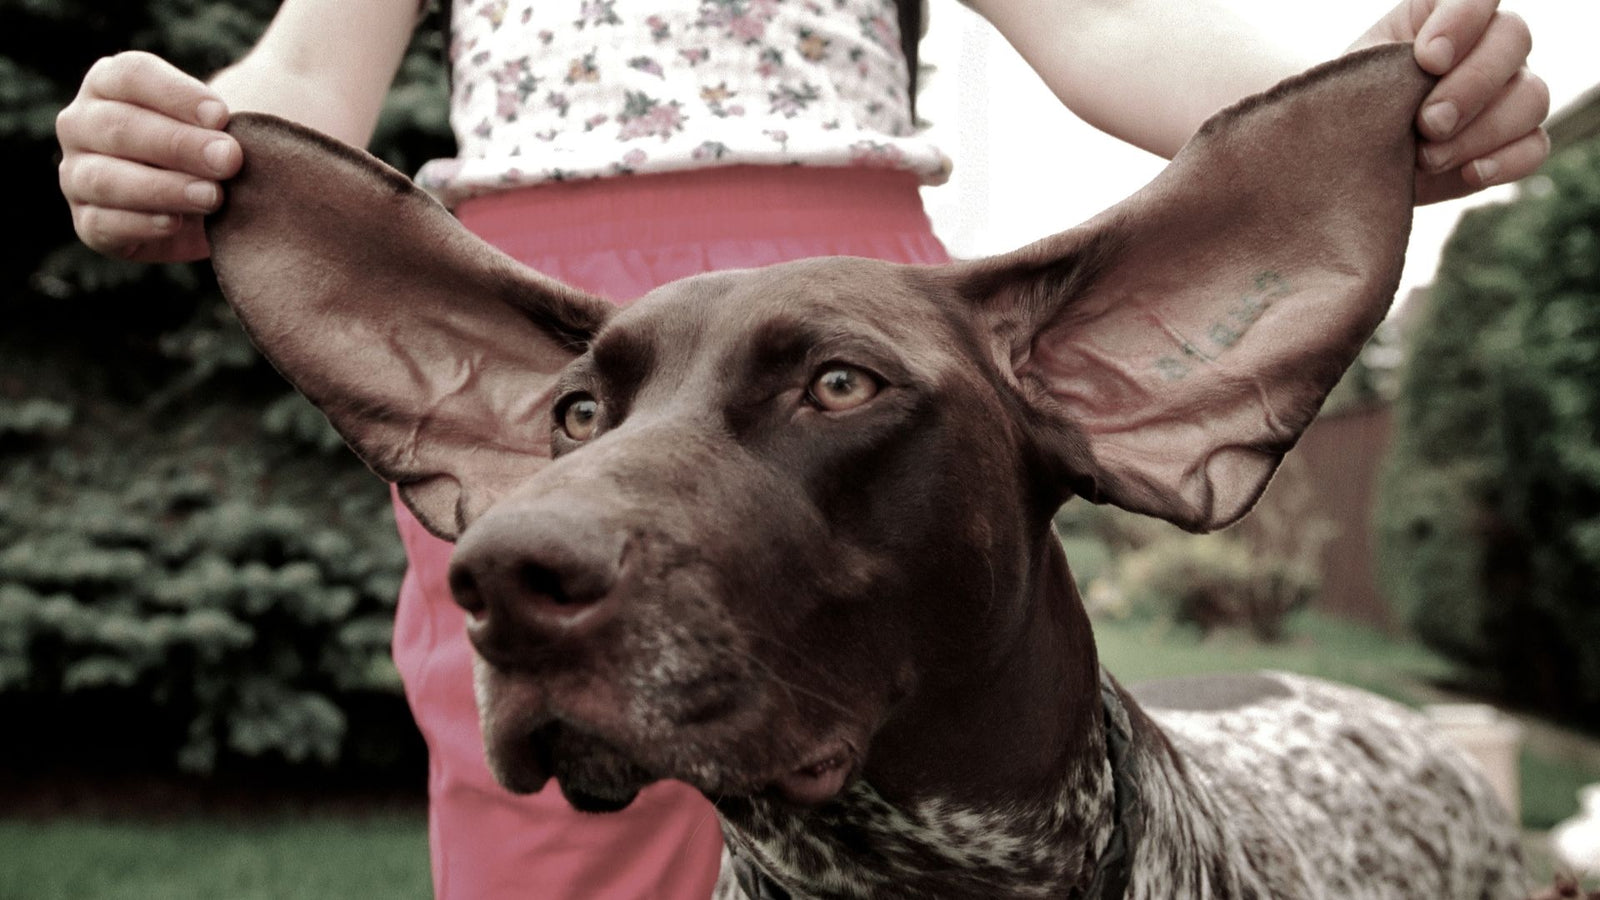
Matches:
[1378,138,1600,722]
[1,0,453,779]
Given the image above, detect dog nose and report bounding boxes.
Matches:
[447,508,624,645]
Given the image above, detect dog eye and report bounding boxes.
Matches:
[558,394,600,441]
[807,364,879,412]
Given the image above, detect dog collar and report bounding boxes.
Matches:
[1085,665,1143,900]
[729,667,1142,900]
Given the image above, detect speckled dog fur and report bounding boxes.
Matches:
[710,672,1526,900]
[1133,673,1526,898]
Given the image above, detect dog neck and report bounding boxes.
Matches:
[717,534,1137,899]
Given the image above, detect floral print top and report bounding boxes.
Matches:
[414,0,952,206]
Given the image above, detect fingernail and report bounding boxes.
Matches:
[197,99,227,129]
[1422,102,1459,139]
[185,181,219,209]
[203,139,233,175]
[1420,144,1454,172]
[151,214,176,232]
[1426,35,1455,69]
[1473,158,1502,185]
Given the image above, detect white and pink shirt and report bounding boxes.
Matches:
[416,0,952,205]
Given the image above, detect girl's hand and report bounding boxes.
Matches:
[56,51,242,262]
[1353,0,1550,204]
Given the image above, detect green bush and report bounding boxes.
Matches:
[1378,137,1600,722]
[0,405,416,775]
[0,0,453,779]
[1058,458,1331,642]
[1112,533,1318,641]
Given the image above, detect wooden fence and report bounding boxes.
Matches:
[1237,404,1397,629]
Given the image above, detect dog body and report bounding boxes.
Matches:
[715,671,1524,899]
[206,44,1526,900]
[1132,673,1522,898]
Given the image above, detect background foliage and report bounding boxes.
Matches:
[1379,135,1600,724]
[0,0,453,779]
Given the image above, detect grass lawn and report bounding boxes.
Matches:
[1094,609,1455,703]
[0,813,430,900]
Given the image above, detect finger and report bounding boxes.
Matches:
[1419,68,1549,174]
[1460,127,1551,191]
[73,204,189,255]
[61,99,240,180]
[78,51,229,130]
[1415,128,1549,205]
[1412,0,1498,75]
[1417,10,1533,141]
[60,153,224,216]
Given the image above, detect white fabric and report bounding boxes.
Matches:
[416,0,951,205]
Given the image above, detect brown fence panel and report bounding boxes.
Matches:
[1237,405,1395,629]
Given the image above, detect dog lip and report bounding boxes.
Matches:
[558,778,641,813]
[478,672,559,794]
[488,722,556,795]
[772,741,856,805]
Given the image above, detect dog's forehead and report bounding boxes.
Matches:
[600,256,962,361]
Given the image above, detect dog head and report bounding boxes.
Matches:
[208,45,1431,811]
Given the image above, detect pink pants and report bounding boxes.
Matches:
[390,165,949,899]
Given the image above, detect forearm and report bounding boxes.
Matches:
[972,0,1315,159]
[208,0,418,148]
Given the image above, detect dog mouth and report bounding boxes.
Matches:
[477,662,868,809]
[491,711,861,809]
[772,741,857,805]
[502,721,655,812]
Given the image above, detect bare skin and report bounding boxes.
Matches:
[55,0,414,262]
[973,0,1550,205]
[57,0,1548,259]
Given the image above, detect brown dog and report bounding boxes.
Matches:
[207,43,1525,900]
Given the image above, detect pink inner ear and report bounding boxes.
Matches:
[1027,248,1363,528]
[208,113,613,541]
[994,44,1432,532]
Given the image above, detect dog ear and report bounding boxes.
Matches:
[207,113,614,541]
[958,44,1433,533]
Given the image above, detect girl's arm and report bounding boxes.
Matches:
[57,0,418,262]
[970,0,1550,204]
[208,0,420,146]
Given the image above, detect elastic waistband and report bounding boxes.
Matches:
[454,164,933,257]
